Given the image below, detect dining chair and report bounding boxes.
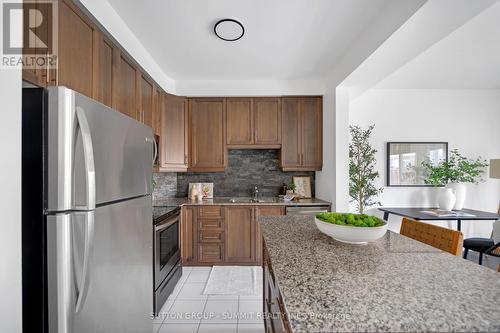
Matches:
[463,206,500,266]
[400,218,464,256]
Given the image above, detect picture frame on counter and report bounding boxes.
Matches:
[188,183,214,198]
[293,176,312,198]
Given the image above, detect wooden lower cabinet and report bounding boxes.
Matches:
[255,206,284,264]
[263,241,292,333]
[181,205,284,266]
[256,206,285,217]
[198,243,224,263]
[181,206,196,265]
[225,206,256,263]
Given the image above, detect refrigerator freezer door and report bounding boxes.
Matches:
[47,196,153,333]
[47,86,153,211]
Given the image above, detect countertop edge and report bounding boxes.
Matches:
[153,197,332,207]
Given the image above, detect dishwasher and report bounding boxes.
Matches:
[286,206,330,215]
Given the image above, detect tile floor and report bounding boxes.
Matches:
[153,266,265,333]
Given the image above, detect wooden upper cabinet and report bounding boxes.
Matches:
[22,0,52,87]
[226,98,254,146]
[254,98,281,146]
[281,97,302,168]
[188,98,226,172]
[95,34,116,108]
[224,207,256,263]
[301,97,323,169]
[281,96,323,171]
[139,75,154,127]
[152,85,162,135]
[226,97,281,148]
[115,53,139,120]
[161,93,188,172]
[58,0,97,98]
[22,2,40,85]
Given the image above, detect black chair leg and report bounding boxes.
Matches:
[463,248,468,259]
[479,252,483,265]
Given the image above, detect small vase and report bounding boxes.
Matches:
[445,183,466,210]
[437,188,456,211]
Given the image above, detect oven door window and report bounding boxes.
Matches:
[159,222,179,270]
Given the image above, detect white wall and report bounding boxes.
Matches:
[315,0,427,210]
[0,16,23,333]
[78,0,176,93]
[176,79,326,97]
[350,89,500,237]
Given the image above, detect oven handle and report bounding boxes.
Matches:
[155,215,179,232]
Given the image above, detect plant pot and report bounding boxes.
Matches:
[314,218,387,244]
[446,182,466,210]
[437,188,456,211]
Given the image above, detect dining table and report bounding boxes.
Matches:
[378,207,500,231]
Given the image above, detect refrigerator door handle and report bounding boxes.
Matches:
[47,214,75,333]
[75,211,95,313]
[153,138,158,166]
[75,106,96,211]
[146,137,157,167]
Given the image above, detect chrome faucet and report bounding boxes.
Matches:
[252,186,259,201]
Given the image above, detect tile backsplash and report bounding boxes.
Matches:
[153,149,315,201]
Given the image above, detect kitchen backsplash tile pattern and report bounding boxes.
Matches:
[152,172,177,202]
[153,150,315,200]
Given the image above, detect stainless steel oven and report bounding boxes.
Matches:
[154,208,181,315]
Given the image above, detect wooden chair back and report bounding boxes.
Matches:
[400,218,464,256]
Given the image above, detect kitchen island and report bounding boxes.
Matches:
[260,215,500,333]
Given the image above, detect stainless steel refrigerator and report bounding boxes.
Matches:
[22,86,154,333]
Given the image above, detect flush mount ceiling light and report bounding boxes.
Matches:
[214,19,245,41]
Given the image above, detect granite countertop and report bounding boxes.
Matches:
[259,215,500,333]
[153,197,331,207]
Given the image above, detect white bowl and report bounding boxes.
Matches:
[314,217,387,244]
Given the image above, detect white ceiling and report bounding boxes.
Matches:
[107,0,393,81]
[375,0,500,89]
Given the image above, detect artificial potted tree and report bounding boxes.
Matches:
[422,149,488,210]
[349,125,383,214]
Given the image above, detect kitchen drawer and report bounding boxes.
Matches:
[198,206,222,219]
[199,230,224,243]
[198,219,224,229]
[198,243,224,263]
[257,206,285,217]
